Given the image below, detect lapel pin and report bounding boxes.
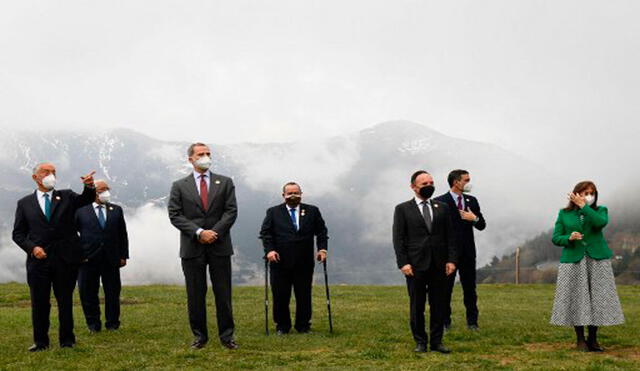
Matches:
[301,209,306,216]
[434,204,439,208]
[215,180,221,184]
[55,196,61,200]
[466,198,470,202]
[109,207,114,211]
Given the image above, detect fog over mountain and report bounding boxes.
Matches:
[0,120,576,284]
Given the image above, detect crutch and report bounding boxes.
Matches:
[322,260,333,333]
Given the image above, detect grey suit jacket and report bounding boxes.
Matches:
[168,171,238,259]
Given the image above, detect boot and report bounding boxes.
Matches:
[574,326,589,352]
[587,326,604,352]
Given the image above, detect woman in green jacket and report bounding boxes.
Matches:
[550,181,624,352]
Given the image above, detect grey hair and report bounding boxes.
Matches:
[187,142,209,157]
[32,162,52,174]
[282,182,302,193]
[94,179,109,187]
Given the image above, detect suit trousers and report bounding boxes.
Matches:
[78,250,122,330]
[181,250,234,343]
[444,254,478,326]
[26,254,78,346]
[270,263,314,332]
[406,267,446,347]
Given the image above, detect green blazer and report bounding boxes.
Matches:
[551,205,611,263]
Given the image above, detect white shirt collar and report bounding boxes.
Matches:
[450,191,463,201]
[414,195,430,206]
[193,170,210,180]
[36,189,53,198]
[93,202,106,209]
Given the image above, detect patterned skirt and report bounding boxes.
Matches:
[550,256,624,326]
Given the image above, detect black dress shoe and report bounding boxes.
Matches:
[28,344,48,352]
[431,344,452,354]
[576,340,589,352]
[467,324,479,331]
[190,340,207,349]
[222,340,238,350]
[414,343,428,353]
[296,327,310,334]
[276,329,289,335]
[587,340,604,352]
[60,342,75,348]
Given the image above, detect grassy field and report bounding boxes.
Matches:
[0,283,638,371]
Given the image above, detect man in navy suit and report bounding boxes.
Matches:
[76,179,129,333]
[260,182,328,334]
[12,162,96,351]
[435,169,486,331]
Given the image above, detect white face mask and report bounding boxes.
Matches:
[41,174,56,190]
[463,183,473,193]
[585,195,595,206]
[194,156,212,171]
[98,190,111,203]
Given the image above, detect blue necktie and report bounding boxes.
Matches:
[43,193,52,221]
[97,205,106,229]
[289,208,298,231]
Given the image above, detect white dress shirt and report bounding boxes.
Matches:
[414,196,433,220]
[287,204,301,230]
[36,189,54,215]
[193,170,211,195]
[93,202,107,222]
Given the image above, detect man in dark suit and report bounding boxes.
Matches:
[435,169,486,331]
[12,162,96,351]
[76,179,129,333]
[168,142,238,350]
[260,182,329,334]
[393,170,457,353]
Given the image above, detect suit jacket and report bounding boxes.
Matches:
[434,192,486,259]
[75,203,129,267]
[392,198,457,272]
[12,185,96,264]
[260,203,328,269]
[551,205,611,263]
[168,172,237,259]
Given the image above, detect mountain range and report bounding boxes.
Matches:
[0,121,569,284]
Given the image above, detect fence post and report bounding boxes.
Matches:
[515,247,520,285]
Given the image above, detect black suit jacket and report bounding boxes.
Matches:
[12,186,96,264]
[260,203,328,269]
[434,192,486,259]
[168,172,237,259]
[75,203,129,267]
[392,198,457,272]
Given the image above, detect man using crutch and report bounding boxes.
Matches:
[260,182,329,335]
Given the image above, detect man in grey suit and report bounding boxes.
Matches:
[168,142,238,350]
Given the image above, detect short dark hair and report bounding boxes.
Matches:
[187,142,209,157]
[282,182,302,193]
[410,170,430,185]
[447,169,469,187]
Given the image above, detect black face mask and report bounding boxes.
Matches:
[419,185,435,199]
[285,195,301,206]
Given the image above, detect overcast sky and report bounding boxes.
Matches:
[1,0,638,185]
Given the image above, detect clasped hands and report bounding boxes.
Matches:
[198,229,218,244]
[400,263,456,277]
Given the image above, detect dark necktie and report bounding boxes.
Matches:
[43,193,52,221]
[97,205,106,229]
[199,174,208,211]
[289,208,298,231]
[457,195,463,210]
[422,200,432,232]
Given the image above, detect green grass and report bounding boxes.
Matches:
[0,283,638,371]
